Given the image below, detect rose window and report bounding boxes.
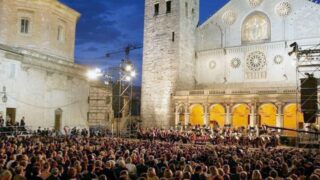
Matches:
[222,10,237,25]
[246,51,266,71]
[231,58,241,69]
[209,61,216,69]
[275,1,292,17]
[274,55,284,64]
[248,0,263,7]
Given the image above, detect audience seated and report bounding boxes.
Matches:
[0,132,317,180]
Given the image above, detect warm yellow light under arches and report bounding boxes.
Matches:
[190,104,204,126]
[259,104,277,127]
[283,104,304,136]
[179,114,185,124]
[232,104,250,129]
[209,104,225,128]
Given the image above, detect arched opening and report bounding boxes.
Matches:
[189,104,204,126]
[283,104,304,136]
[258,103,277,127]
[241,11,271,44]
[54,108,63,131]
[232,104,250,129]
[178,106,185,125]
[209,104,225,128]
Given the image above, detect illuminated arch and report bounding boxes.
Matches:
[232,104,250,129]
[258,103,277,127]
[209,104,225,128]
[283,104,304,136]
[242,11,271,44]
[189,104,204,126]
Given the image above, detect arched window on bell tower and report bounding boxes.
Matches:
[241,11,271,44]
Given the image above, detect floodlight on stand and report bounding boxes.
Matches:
[86,68,103,80]
[130,71,136,77]
[125,64,133,72]
[125,76,132,82]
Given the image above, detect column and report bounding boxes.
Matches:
[184,104,190,128]
[225,104,231,127]
[174,104,179,128]
[276,103,283,129]
[250,103,256,128]
[203,104,209,126]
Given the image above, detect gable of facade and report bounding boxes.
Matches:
[193,0,320,89]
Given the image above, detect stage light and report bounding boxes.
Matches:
[125,64,133,72]
[130,71,136,77]
[86,68,102,80]
[125,76,132,81]
[288,42,299,56]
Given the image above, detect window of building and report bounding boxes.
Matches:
[185,2,188,17]
[172,32,175,42]
[57,25,65,42]
[20,18,29,34]
[241,11,271,44]
[154,3,159,16]
[166,1,171,13]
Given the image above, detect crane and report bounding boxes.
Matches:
[105,44,143,60]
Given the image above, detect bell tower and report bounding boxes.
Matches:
[141,0,199,127]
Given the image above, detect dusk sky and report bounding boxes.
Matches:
[60,0,229,85]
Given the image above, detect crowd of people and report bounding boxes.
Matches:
[137,126,279,148]
[0,116,27,135]
[0,119,318,180]
[0,135,319,180]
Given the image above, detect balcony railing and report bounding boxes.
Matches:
[175,87,299,96]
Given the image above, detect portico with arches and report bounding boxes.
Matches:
[174,89,307,136]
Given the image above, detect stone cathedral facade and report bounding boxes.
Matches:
[0,0,90,130]
[141,0,320,133]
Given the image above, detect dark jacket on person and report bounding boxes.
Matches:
[191,173,206,180]
[104,168,117,180]
[136,164,148,177]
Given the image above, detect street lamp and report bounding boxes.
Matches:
[1,86,7,103]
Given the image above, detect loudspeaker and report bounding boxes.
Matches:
[300,76,318,123]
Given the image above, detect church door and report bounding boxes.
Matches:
[54,108,63,131]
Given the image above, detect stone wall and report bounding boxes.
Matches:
[0,0,79,61]
[141,0,179,128]
[141,0,200,128]
[0,44,89,130]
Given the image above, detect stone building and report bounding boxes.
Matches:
[0,0,89,130]
[141,0,320,134]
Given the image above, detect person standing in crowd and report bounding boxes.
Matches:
[0,115,4,127]
[20,117,25,127]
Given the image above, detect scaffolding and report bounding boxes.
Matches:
[292,42,320,146]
